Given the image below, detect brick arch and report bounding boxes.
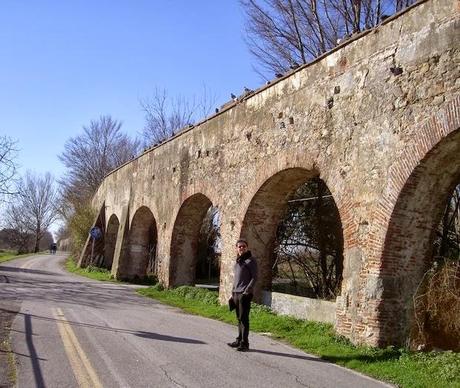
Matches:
[104,214,119,270]
[170,193,213,286]
[119,206,157,280]
[239,167,344,300]
[368,97,460,346]
[234,151,354,245]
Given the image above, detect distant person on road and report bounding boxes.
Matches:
[50,243,57,254]
[227,238,257,352]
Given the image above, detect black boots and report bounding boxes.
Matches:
[236,342,249,352]
[227,340,249,351]
[227,340,240,348]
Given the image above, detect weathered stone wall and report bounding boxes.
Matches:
[88,0,460,347]
[262,291,336,324]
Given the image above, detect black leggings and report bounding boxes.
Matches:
[233,292,253,344]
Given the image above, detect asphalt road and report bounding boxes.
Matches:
[0,254,392,388]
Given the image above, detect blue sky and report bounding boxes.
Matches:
[0,1,261,178]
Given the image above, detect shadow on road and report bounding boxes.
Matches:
[0,276,155,309]
[25,314,46,388]
[250,348,328,362]
[1,308,206,345]
[0,266,58,277]
[135,331,205,344]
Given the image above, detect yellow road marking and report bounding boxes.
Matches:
[21,261,33,269]
[54,308,103,388]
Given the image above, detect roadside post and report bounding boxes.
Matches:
[89,226,103,264]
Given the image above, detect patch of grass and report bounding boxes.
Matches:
[137,286,460,388]
[6,339,16,386]
[0,305,18,387]
[0,337,16,387]
[0,251,39,264]
[0,251,17,264]
[7,349,16,386]
[65,257,115,282]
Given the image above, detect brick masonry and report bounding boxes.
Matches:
[81,0,460,347]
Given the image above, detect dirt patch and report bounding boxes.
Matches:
[0,301,20,388]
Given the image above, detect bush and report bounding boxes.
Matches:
[412,260,460,351]
[85,265,110,274]
[170,286,219,305]
[68,205,96,258]
[151,283,164,292]
[251,303,273,314]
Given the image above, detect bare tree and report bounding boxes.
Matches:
[273,178,343,300]
[0,136,18,199]
[59,115,140,208]
[411,184,460,351]
[1,221,32,254]
[196,206,222,282]
[6,171,59,253]
[240,0,415,77]
[141,86,217,146]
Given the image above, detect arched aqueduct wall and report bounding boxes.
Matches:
[80,0,459,347]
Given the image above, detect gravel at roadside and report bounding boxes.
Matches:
[0,299,20,387]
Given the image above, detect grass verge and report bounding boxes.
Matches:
[0,326,17,387]
[65,257,115,282]
[0,299,20,388]
[0,251,43,264]
[65,257,158,285]
[0,331,16,388]
[137,285,460,388]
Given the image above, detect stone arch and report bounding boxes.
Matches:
[170,193,213,286]
[371,97,460,346]
[104,214,119,270]
[376,130,460,345]
[119,206,157,280]
[239,167,344,300]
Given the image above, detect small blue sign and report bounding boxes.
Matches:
[90,226,103,240]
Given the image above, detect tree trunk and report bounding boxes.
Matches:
[315,180,329,298]
[34,222,41,253]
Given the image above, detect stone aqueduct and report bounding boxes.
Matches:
[79,0,460,347]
